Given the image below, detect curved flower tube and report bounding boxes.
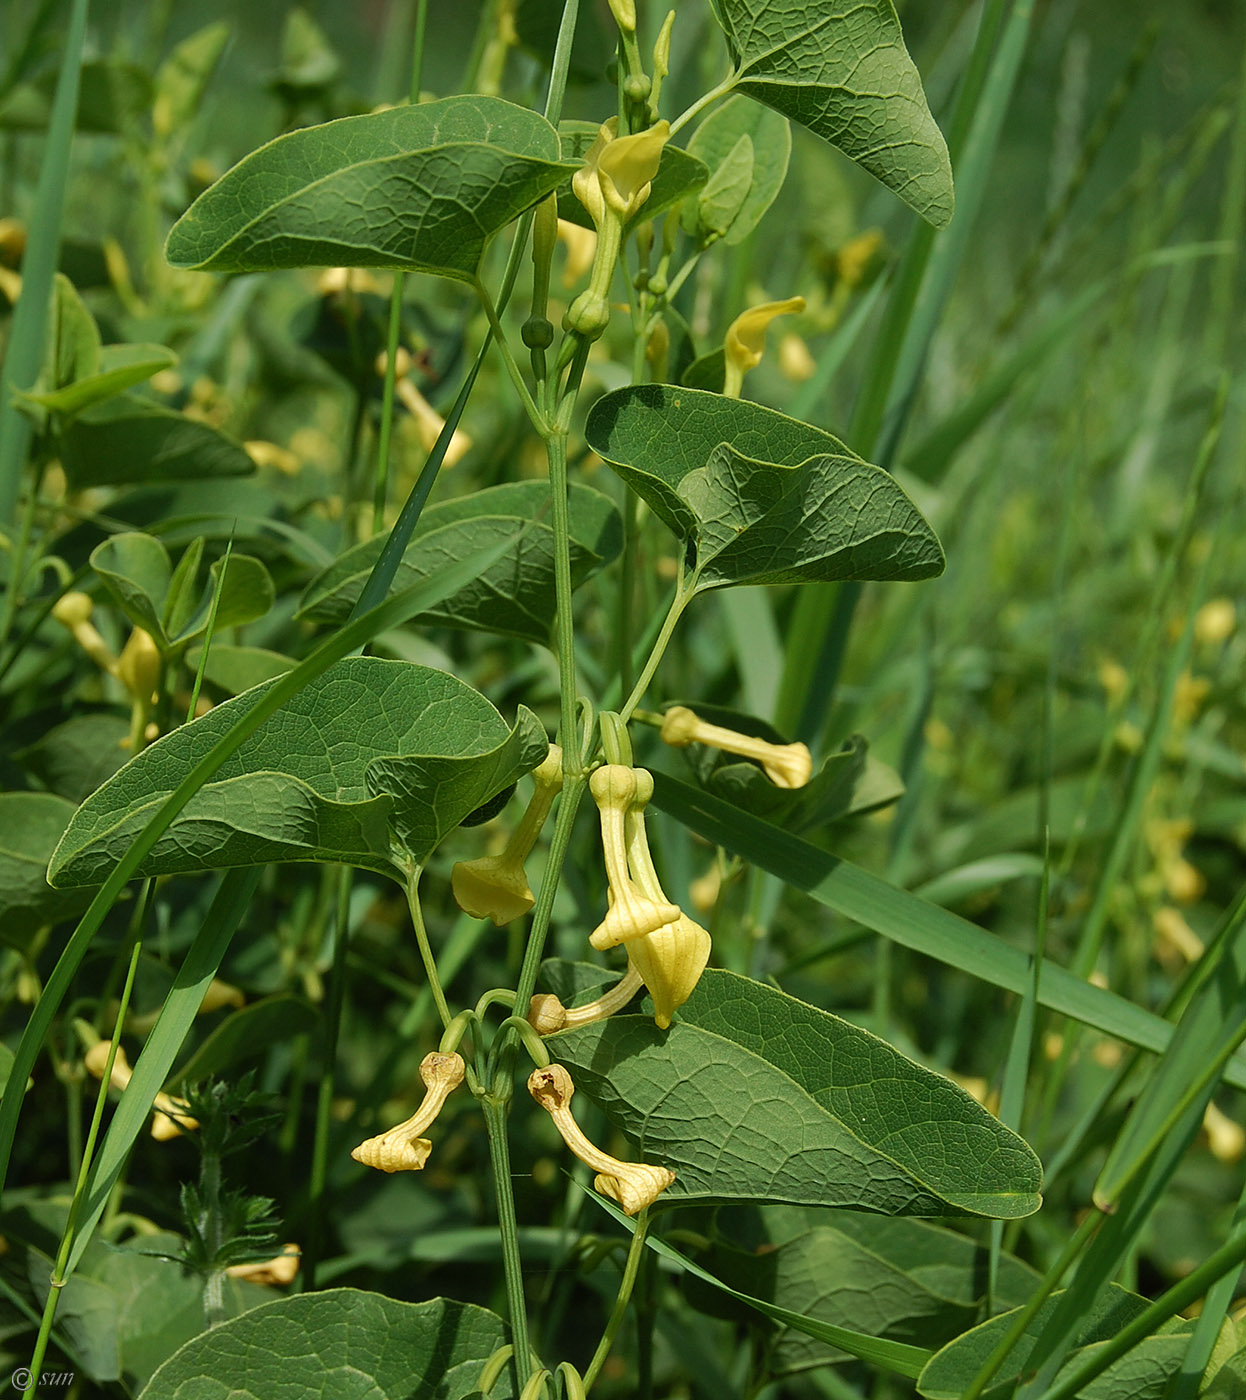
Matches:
[588,765,680,950]
[527,966,645,1036]
[528,1064,674,1215]
[84,1040,198,1141]
[660,705,812,789]
[351,1051,465,1173]
[722,296,806,398]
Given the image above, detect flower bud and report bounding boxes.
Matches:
[660,706,812,788]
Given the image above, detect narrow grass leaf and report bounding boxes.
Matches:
[648,771,1246,1089]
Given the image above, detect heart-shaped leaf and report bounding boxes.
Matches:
[713,0,953,228]
[60,394,255,489]
[683,95,791,245]
[138,1289,513,1400]
[89,533,275,652]
[0,793,94,950]
[557,121,708,233]
[48,657,549,885]
[550,969,1042,1218]
[166,96,576,278]
[584,386,943,589]
[298,481,622,643]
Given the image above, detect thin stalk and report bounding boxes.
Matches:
[302,864,353,1291]
[619,573,693,723]
[583,1210,651,1391]
[543,0,579,125]
[410,0,428,100]
[475,279,547,432]
[483,1098,534,1389]
[405,875,453,1031]
[23,937,143,1393]
[546,430,581,758]
[668,72,737,137]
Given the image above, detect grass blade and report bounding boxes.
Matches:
[648,771,1246,1089]
[0,0,88,528]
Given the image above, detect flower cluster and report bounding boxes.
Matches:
[530,764,710,1036]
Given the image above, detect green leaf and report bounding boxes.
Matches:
[14,714,129,802]
[0,59,151,135]
[557,121,708,233]
[45,272,100,390]
[0,792,93,949]
[586,1188,930,1377]
[48,657,548,884]
[166,96,575,278]
[20,343,178,418]
[552,968,1042,1218]
[1205,1349,1246,1399]
[298,481,622,643]
[714,0,954,228]
[699,1206,1038,1376]
[152,22,230,141]
[584,386,943,588]
[90,533,274,651]
[184,643,295,695]
[683,94,791,245]
[137,1289,512,1400]
[172,994,318,1083]
[648,770,1246,1090]
[60,394,255,489]
[917,1285,1192,1400]
[90,531,172,641]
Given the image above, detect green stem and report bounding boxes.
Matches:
[668,72,736,137]
[25,937,143,1392]
[405,873,453,1031]
[483,1098,534,1389]
[583,1209,651,1391]
[1037,1222,1246,1400]
[546,429,580,759]
[410,0,428,101]
[961,1211,1102,1400]
[302,864,353,1291]
[475,278,546,432]
[618,571,693,723]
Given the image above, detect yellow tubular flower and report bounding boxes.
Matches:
[557,218,597,287]
[116,627,162,704]
[660,706,812,789]
[396,378,472,467]
[722,296,806,398]
[52,592,118,675]
[453,746,562,926]
[527,966,645,1035]
[351,1051,465,1173]
[528,1064,674,1215]
[84,1040,198,1140]
[588,766,680,950]
[226,1243,301,1285]
[624,800,711,1029]
[597,121,669,220]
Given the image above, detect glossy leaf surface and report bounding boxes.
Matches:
[715,0,954,227]
[552,969,1042,1217]
[138,1290,512,1400]
[585,386,943,588]
[48,657,549,883]
[60,394,255,489]
[166,96,575,278]
[299,482,621,644]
